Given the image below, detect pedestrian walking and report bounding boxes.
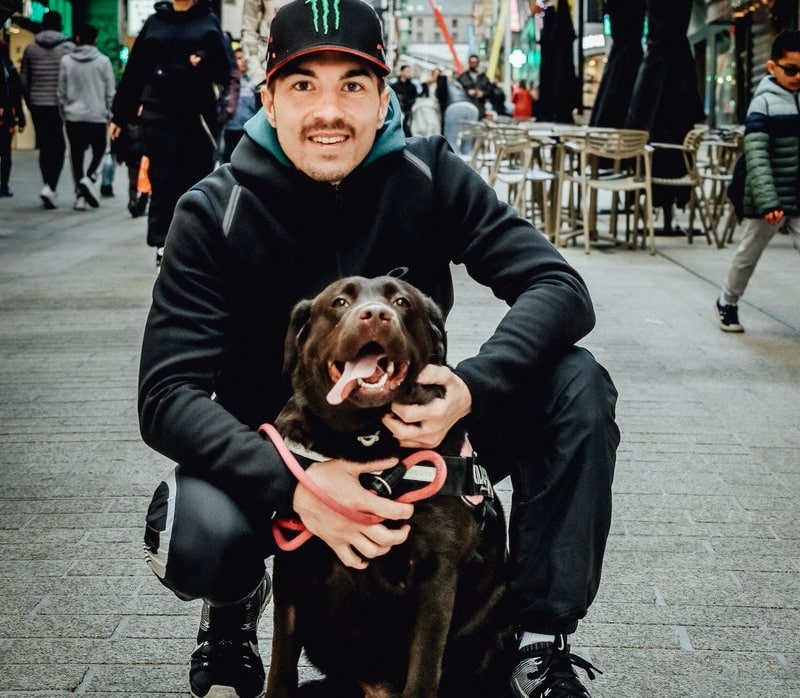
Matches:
[136,1,619,697]
[715,30,800,332]
[0,40,25,197]
[109,0,238,268]
[391,64,418,136]
[457,53,492,118]
[240,0,291,85]
[443,79,480,153]
[220,47,258,163]
[19,10,75,208]
[58,24,115,211]
[511,79,534,119]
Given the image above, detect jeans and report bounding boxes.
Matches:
[722,214,800,304]
[443,102,480,155]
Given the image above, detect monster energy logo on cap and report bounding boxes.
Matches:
[306,0,341,34]
[266,0,390,82]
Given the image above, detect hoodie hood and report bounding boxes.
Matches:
[754,73,799,98]
[36,29,72,49]
[243,88,406,171]
[69,45,103,63]
[154,0,212,20]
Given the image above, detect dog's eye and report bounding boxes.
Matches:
[394,296,411,308]
[331,297,349,308]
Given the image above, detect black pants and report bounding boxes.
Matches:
[142,118,216,248]
[0,123,12,188]
[28,105,66,191]
[144,347,619,633]
[65,121,107,193]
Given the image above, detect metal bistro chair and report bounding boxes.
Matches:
[649,126,718,246]
[698,127,744,247]
[453,120,488,171]
[486,132,534,217]
[579,128,655,254]
[551,127,591,248]
[524,134,559,238]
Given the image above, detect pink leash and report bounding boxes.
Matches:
[258,423,448,551]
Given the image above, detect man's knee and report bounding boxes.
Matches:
[143,469,266,604]
[550,347,618,423]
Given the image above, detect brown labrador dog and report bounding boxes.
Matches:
[264,276,514,698]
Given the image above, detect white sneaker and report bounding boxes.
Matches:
[78,176,99,208]
[74,196,87,211]
[40,185,57,209]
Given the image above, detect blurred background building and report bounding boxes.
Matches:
[1,0,798,149]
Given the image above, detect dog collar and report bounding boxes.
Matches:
[284,438,328,463]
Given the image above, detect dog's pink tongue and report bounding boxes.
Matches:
[327,355,384,405]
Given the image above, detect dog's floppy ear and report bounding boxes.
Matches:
[282,299,312,381]
[425,297,447,364]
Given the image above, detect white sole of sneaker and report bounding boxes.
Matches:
[78,180,100,208]
[191,686,264,698]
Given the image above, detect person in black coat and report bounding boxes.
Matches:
[457,53,492,118]
[0,40,26,196]
[109,0,238,267]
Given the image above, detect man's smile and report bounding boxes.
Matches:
[310,135,348,145]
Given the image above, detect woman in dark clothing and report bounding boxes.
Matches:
[0,41,26,197]
[109,0,238,267]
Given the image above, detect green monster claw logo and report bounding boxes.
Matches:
[305,0,341,34]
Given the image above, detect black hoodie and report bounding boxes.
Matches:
[138,106,596,518]
[112,0,237,129]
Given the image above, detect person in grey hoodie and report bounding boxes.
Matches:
[20,10,75,208]
[58,24,115,211]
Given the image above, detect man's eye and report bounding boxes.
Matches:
[292,80,312,91]
[343,82,364,92]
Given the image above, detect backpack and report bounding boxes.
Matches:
[410,97,441,137]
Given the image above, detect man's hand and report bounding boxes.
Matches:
[382,365,472,449]
[109,122,121,140]
[764,209,784,226]
[292,458,413,569]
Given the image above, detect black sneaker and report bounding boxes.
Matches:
[715,297,744,332]
[100,184,114,197]
[509,634,600,698]
[190,575,272,698]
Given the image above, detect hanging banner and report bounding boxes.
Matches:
[487,0,509,82]
[427,0,464,74]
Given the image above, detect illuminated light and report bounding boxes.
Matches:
[582,34,606,50]
[508,48,527,68]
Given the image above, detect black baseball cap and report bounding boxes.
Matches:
[266,0,390,83]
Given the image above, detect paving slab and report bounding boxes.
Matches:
[1,149,798,695]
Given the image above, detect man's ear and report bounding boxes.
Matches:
[262,85,277,126]
[377,87,390,126]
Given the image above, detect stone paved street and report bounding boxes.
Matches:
[1,149,799,696]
